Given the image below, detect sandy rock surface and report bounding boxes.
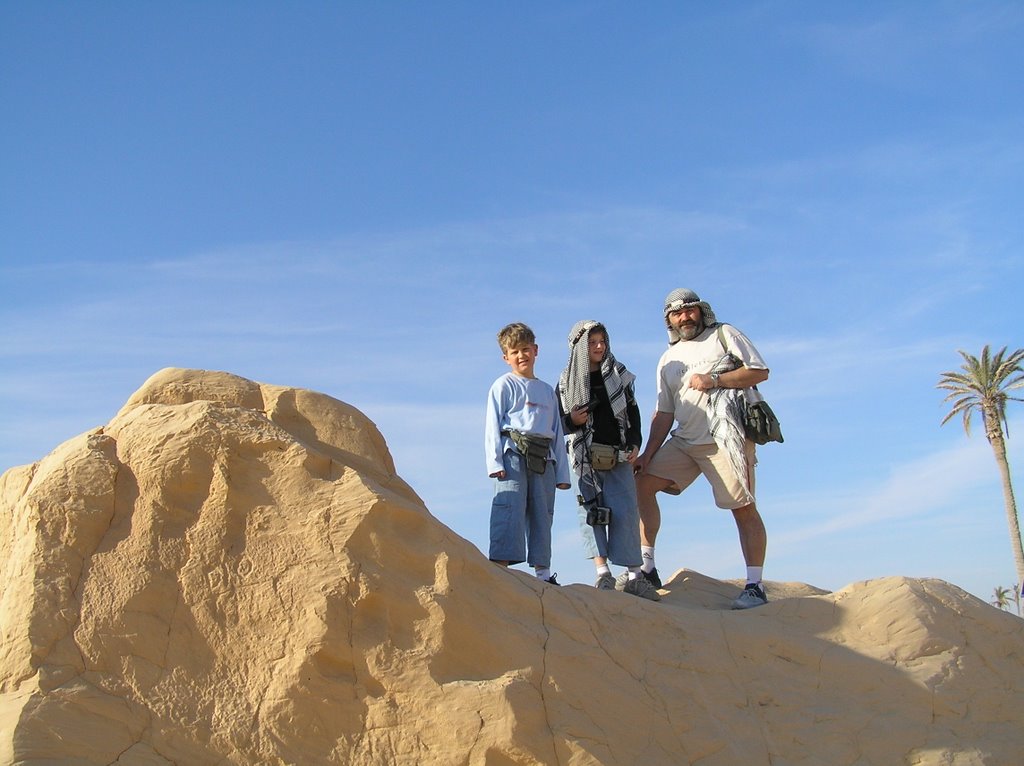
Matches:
[2,368,1021,765]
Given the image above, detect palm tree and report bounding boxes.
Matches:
[938,345,1024,592]
[991,585,1012,610]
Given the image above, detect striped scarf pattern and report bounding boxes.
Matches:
[706,328,754,499]
[558,320,636,476]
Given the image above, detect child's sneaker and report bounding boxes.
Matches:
[622,576,661,601]
[594,572,616,590]
[732,582,768,609]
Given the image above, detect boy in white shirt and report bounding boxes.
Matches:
[485,323,571,583]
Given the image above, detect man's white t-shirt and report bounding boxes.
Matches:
[655,323,768,445]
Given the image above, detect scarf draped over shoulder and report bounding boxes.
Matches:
[558,320,636,476]
[706,328,754,499]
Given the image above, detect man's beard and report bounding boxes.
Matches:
[678,320,704,340]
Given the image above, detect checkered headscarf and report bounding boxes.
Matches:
[558,320,635,474]
[664,288,717,345]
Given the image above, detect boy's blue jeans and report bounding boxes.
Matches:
[489,450,556,568]
[576,460,642,566]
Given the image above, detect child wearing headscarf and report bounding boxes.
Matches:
[557,321,659,600]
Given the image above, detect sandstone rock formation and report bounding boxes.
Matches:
[1,367,1021,765]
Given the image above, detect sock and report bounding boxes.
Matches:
[627,566,641,580]
[535,567,551,581]
[746,566,763,585]
[595,564,611,576]
[641,546,656,573]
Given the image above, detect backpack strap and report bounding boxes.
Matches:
[716,324,728,355]
[715,324,759,393]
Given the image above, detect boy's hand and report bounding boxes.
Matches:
[556,483,571,490]
[489,470,506,480]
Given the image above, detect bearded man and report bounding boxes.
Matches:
[632,288,772,609]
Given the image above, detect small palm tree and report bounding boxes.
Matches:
[992,585,1012,610]
[938,345,1024,591]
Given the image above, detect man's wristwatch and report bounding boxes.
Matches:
[710,373,720,388]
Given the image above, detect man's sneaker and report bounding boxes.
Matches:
[640,567,662,589]
[623,576,661,601]
[732,582,768,609]
[544,574,561,586]
[594,572,616,590]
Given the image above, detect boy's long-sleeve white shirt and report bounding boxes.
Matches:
[485,372,570,485]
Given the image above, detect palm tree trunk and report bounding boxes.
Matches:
[988,430,1024,592]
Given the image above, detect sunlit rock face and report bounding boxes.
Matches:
[2,368,1022,765]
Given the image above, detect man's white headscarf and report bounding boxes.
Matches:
[663,288,717,345]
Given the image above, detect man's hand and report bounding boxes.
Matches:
[636,410,674,474]
[489,470,506,480]
[556,483,571,490]
[689,372,717,392]
[633,452,652,474]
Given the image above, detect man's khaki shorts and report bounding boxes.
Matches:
[645,437,756,509]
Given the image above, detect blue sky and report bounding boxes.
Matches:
[2,2,1022,604]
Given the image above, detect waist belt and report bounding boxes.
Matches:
[503,430,551,474]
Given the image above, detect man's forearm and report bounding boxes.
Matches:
[642,410,674,458]
[694,366,770,392]
[719,367,769,389]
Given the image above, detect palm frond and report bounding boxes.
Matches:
[937,345,1024,439]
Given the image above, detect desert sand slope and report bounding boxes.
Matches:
[1,368,1021,766]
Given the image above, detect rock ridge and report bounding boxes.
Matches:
[1,367,1021,765]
